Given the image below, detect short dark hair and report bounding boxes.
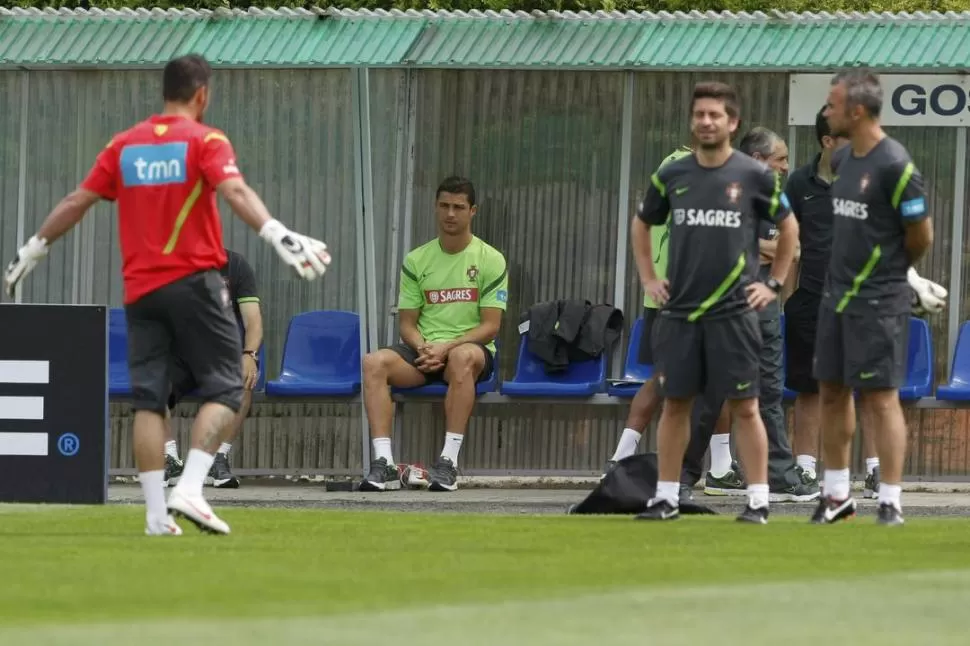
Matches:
[831,69,882,119]
[738,126,779,158]
[163,54,212,103]
[436,176,476,207]
[815,105,832,145]
[690,81,740,119]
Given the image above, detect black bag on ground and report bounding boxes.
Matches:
[567,452,717,516]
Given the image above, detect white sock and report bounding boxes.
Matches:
[878,482,902,510]
[372,437,393,464]
[441,432,464,466]
[823,468,851,500]
[175,449,215,497]
[164,440,179,460]
[656,480,680,506]
[610,428,642,461]
[748,483,769,509]
[709,434,733,476]
[866,457,880,475]
[218,442,232,456]
[139,470,168,522]
[796,455,817,478]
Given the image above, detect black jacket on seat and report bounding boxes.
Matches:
[519,299,624,374]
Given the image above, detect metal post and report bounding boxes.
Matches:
[947,127,967,370]
[611,71,635,378]
[384,69,412,346]
[787,124,798,167]
[14,71,29,305]
[72,101,84,305]
[358,68,380,355]
[351,68,372,477]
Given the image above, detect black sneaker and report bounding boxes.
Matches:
[864,467,881,499]
[810,496,857,524]
[679,483,695,503]
[877,503,905,526]
[358,457,401,492]
[770,466,821,502]
[208,452,239,489]
[163,454,184,488]
[635,498,680,521]
[428,456,459,492]
[704,461,746,496]
[737,504,769,524]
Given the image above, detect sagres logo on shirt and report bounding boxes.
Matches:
[832,198,869,220]
[425,288,479,304]
[673,208,742,228]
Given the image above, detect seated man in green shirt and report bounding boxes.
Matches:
[359,176,508,493]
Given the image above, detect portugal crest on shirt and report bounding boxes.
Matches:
[467,265,479,282]
[726,182,742,204]
[860,173,870,193]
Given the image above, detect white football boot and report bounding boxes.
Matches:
[167,488,231,535]
[145,514,183,536]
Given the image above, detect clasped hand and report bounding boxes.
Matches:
[415,342,451,373]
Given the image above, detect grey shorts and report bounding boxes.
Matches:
[812,305,909,390]
[125,270,244,414]
[651,310,762,400]
[388,342,495,385]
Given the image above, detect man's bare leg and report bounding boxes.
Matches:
[793,392,821,479]
[728,397,769,517]
[206,389,253,488]
[861,389,906,516]
[860,405,881,498]
[429,344,487,491]
[134,409,169,526]
[606,378,662,470]
[815,380,858,520]
[651,396,694,507]
[359,349,427,490]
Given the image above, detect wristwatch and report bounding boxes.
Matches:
[766,277,783,293]
[243,350,259,366]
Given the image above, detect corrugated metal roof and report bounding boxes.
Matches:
[0,7,968,69]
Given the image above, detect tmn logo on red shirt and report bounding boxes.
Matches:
[425,288,479,304]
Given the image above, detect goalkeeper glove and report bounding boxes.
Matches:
[907,266,947,315]
[4,235,50,298]
[259,219,331,281]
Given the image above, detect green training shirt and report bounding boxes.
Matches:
[642,145,693,308]
[398,235,508,354]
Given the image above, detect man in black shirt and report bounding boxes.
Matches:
[633,81,799,523]
[163,249,264,489]
[812,70,934,526]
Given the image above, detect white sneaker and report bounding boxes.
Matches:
[166,488,231,535]
[145,514,183,536]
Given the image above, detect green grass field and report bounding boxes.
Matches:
[1,505,969,645]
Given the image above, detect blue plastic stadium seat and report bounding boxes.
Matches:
[500,334,606,397]
[938,322,970,401]
[608,317,653,398]
[898,317,933,401]
[393,347,500,397]
[266,310,362,397]
[108,307,133,397]
[780,312,798,401]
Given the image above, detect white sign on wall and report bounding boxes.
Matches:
[789,74,970,127]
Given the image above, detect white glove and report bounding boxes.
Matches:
[3,235,50,298]
[259,219,331,281]
[908,266,947,315]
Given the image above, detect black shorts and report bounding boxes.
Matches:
[784,288,821,394]
[167,354,254,413]
[125,270,244,414]
[638,308,659,365]
[388,342,495,385]
[651,310,761,400]
[812,305,909,390]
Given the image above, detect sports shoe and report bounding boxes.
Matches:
[635,498,679,521]
[358,457,402,492]
[810,495,857,524]
[679,483,695,503]
[769,465,821,502]
[145,514,183,536]
[400,463,430,489]
[876,503,905,526]
[736,504,769,524]
[428,456,459,492]
[166,489,230,535]
[704,462,746,496]
[163,454,184,488]
[864,467,881,499]
[208,452,239,489]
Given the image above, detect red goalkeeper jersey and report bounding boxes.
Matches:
[81,114,242,304]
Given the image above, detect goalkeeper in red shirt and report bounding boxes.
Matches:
[4,54,331,536]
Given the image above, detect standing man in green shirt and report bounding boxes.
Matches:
[359,176,508,493]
